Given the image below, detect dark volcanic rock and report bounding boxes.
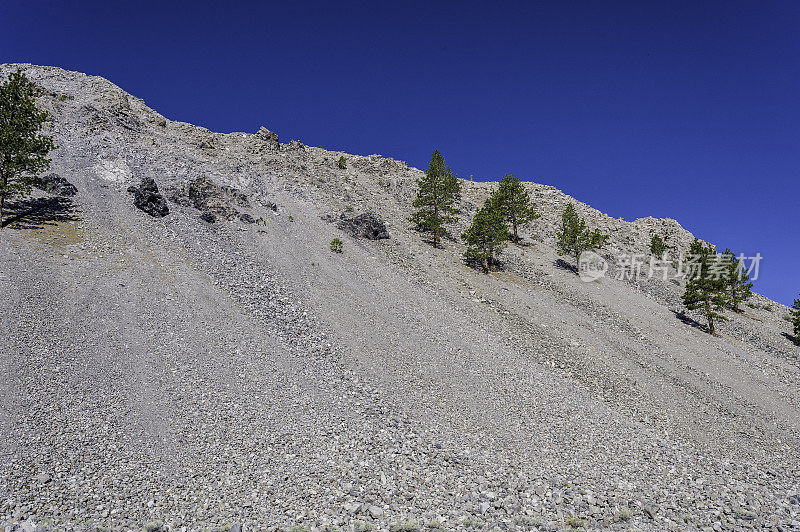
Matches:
[168,175,249,220]
[127,177,169,217]
[337,212,390,240]
[37,173,77,197]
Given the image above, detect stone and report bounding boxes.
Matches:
[336,212,389,240]
[368,505,384,519]
[200,211,216,223]
[238,212,255,224]
[167,175,249,220]
[127,177,169,217]
[37,173,77,196]
[229,524,242,532]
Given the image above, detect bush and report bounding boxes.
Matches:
[337,155,347,169]
[330,238,343,253]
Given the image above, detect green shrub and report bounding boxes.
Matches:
[330,238,343,253]
[337,155,347,169]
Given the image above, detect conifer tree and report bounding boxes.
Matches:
[494,173,539,244]
[556,203,609,270]
[792,295,800,339]
[462,194,510,273]
[650,234,666,258]
[722,248,753,313]
[0,70,57,228]
[409,150,461,247]
[681,239,729,336]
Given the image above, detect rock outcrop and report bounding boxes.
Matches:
[168,175,250,221]
[127,176,169,217]
[37,173,77,197]
[336,212,390,240]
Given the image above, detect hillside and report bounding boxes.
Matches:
[1,64,798,532]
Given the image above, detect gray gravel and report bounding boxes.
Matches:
[1,63,799,532]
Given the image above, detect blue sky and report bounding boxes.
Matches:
[1,1,798,305]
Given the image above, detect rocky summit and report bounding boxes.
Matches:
[1,64,799,532]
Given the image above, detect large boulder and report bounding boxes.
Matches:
[37,173,77,197]
[337,212,390,240]
[127,177,169,217]
[167,175,249,221]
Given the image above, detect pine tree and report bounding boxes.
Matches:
[681,239,729,336]
[0,70,57,228]
[556,203,609,269]
[409,150,461,247]
[494,173,539,244]
[650,234,666,258]
[722,248,752,312]
[792,295,800,339]
[462,194,510,273]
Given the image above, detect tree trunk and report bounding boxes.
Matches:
[0,169,5,230]
[433,203,439,246]
[513,223,518,244]
[482,256,489,274]
[705,299,716,336]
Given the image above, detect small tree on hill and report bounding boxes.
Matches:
[462,194,510,273]
[681,239,729,336]
[0,70,57,228]
[792,295,800,339]
[650,234,666,258]
[410,150,461,247]
[337,155,347,169]
[494,173,539,244]
[556,203,609,270]
[722,248,752,313]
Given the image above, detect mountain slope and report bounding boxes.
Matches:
[1,64,798,532]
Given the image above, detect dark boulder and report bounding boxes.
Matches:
[200,211,216,223]
[37,173,77,197]
[127,177,169,217]
[337,212,389,240]
[167,175,249,221]
[238,212,255,224]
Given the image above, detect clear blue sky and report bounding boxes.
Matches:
[2,1,798,305]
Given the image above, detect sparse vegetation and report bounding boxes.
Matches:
[460,517,484,529]
[556,203,609,270]
[565,516,586,529]
[650,234,666,258]
[682,239,729,336]
[513,515,542,528]
[0,70,58,228]
[493,173,539,244]
[337,155,347,169]
[330,238,343,253]
[410,149,461,247]
[792,295,800,339]
[462,192,510,273]
[353,521,374,532]
[389,519,422,532]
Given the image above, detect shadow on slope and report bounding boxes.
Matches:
[2,196,79,229]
